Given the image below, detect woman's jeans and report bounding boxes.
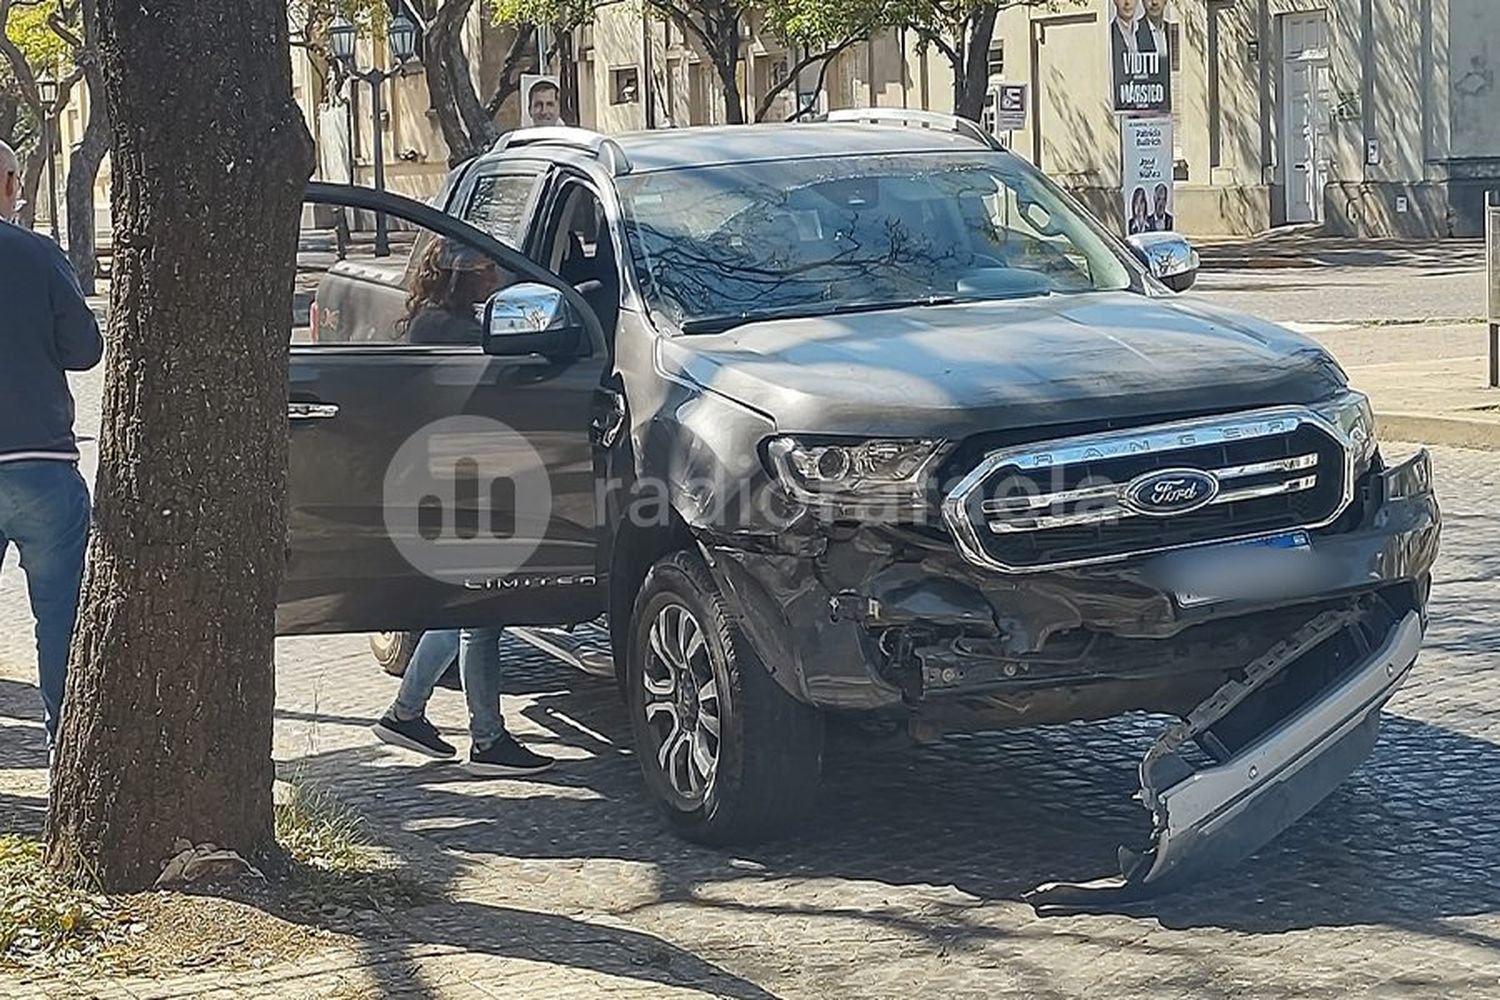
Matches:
[0,460,91,750]
[393,627,506,749]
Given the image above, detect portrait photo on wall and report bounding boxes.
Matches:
[521,74,564,128]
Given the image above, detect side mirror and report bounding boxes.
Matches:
[1127,231,1200,292]
[481,282,584,357]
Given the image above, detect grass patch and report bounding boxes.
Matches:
[275,781,434,919]
[0,782,429,980]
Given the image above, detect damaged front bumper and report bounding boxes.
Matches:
[697,448,1439,905]
[1026,605,1423,913]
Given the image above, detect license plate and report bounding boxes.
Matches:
[1172,531,1312,607]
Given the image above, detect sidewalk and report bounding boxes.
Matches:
[1196,231,1486,272]
[1300,323,1500,449]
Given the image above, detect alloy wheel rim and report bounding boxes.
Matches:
[642,602,722,807]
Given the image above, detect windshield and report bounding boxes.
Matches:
[618,151,1137,331]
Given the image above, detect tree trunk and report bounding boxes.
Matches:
[448,16,499,150]
[555,27,578,126]
[716,27,744,125]
[425,0,478,165]
[0,92,18,145]
[64,104,108,293]
[46,0,314,892]
[953,7,999,122]
[66,0,108,293]
[18,139,46,228]
[423,0,501,165]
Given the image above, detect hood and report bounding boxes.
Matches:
[658,292,1346,439]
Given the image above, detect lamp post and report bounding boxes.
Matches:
[36,73,60,243]
[330,13,418,257]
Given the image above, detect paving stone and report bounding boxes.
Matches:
[4,350,1500,996]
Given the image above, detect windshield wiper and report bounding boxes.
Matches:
[679,296,957,335]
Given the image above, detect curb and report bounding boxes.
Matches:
[1199,256,1322,271]
[1375,411,1500,451]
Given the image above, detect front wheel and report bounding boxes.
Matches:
[626,550,824,845]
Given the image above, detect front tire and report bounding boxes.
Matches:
[626,550,824,845]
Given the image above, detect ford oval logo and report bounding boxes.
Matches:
[1121,468,1220,517]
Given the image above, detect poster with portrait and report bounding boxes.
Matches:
[1106,0,1174,114]
[520,74,563,128]
[1121,116,1175,236]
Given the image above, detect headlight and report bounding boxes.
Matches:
[766,437,944,509]
[1313,390,1377,465]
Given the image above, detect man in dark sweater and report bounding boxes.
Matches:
[0,139,104,752]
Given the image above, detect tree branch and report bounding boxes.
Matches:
[784,43,843,121]
[484,25,534,117]
[756,35,860,123]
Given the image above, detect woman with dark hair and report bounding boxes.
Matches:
[400,238,503,345]
[1127,186,1151,235]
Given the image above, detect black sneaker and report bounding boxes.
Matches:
[465,733,554,777]
[372,712,456,760]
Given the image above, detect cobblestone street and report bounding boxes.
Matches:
[3,318,1499,996]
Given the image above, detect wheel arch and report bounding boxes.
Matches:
[608,509,696,672]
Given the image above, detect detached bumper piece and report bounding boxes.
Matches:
[1026,604,1422,915]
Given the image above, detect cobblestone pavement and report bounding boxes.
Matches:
[3,443,1497,998]
[3,280,1500,996]
[1193,238,1486,327]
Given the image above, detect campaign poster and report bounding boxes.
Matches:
[521,74,563,128]
[1106,0,1173,114]
[1122,116,1175,236]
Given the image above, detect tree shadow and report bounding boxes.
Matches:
[1199,235,1487,271]
[0,679,48,838]
[286,630,1500,950]
[0,676,43,727]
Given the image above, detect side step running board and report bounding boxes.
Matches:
[512,626,616,679]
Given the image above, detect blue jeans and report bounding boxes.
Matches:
[0,461,91,749]
[393,627,506,749]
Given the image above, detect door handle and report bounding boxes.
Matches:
[289,402,340,421]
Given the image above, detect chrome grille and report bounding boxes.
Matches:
[942,408,1354,572]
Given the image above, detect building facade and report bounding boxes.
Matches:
[580,0,1500,238]
[41,0,1500,241]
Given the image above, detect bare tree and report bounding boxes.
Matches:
[0,0,83,228]
[896,0,1069,121]
[45,0,109,292]
[650,0,749,124]
[425,0,504,163]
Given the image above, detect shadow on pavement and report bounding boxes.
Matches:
[0,678,48,837]
[287,633,1500,949]
[0,676,42,725]
[1198,237,1486,271]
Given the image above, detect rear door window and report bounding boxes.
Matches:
[463,169,546,248]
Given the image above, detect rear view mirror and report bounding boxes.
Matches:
[1128,231,1200,292]
[482,282,584,357]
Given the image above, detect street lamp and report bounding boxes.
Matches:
[331,12,419,256]
[36,72,60,243]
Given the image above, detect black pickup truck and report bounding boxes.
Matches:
[286,112,1440,908]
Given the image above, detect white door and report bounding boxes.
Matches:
[1282,12,1331,224]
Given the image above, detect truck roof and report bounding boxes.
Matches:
[487,121,999,176]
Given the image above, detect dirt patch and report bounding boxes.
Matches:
[2,784,431,987]
[90,891,341,977]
